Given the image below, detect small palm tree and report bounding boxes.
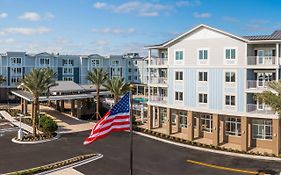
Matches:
[86,68,108,119]
[256,81,281,114]
[104,77,130,104]
[0,75,6,85]
[20,68,56,136]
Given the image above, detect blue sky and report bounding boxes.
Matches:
[0,0,280,56]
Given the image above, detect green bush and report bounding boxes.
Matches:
[39,116,58,136]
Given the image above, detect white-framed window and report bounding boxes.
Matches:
[112,60,119,65]
[63,77,74,81]
[225,48,236,59]
[225,117,241,136]
[175,91,183,101]
[91,59,100,67]
[63,59,74,66]
[201,114,212,132]
[198,93,208,103]
[39,58,50,66]
[11,67,22,75]
[198,72,208,82]
[10,76,21,85]
[179,111,187,128]
[175,50,183,60]
[225,72,235,83]
[10,57,22,65]
[252,119,272,140]
[63,67,73,75]
[175,71,183,81]
[128,68,132,73]
[198,49,208,60]
[225,95,235,106]
[134,76,138,80]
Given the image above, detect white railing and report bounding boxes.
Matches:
[247,56,277,66]
[149,77,167,84]
[150,58,168,66]
[149,95,167,104]
[246,80,270,90]
[246,104,275,115]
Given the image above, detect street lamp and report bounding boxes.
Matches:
[17,113,24,140]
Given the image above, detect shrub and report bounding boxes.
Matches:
[39,116,58,136]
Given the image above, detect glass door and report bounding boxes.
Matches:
[257,73,264,87]
[264,50,273,65]
[257,98,264,111]
[257,50,264,65]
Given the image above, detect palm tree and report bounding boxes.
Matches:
[86,68,108,119]
[103,77,130,104]
[256,81,281,114]
[20,68,56,136]
[0,75,6,85]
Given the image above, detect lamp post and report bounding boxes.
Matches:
[17,113,24,140]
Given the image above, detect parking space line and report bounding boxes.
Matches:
[186,160,258,174]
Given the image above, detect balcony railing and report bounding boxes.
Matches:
[149,95,167,104]
[247,56,278,66]
[150,58,168,66]
[246,80,271,90]
[149,77,167,84]
[246,104,275,115]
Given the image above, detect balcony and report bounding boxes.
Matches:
[247,56,278,66]
[149,95,167,104]
[246,80,270,90]
[149,77,167,84]
[149,58,168,66]
[246,104,275,115]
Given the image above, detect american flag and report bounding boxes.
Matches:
[84,92,131,145]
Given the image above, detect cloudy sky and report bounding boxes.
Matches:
[0,0,280,56]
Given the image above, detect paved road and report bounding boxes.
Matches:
[1,130,281,175]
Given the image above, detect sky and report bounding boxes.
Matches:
[0,0,280,56]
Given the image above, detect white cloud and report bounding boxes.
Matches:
[176,0,201,7]
[193,12,211,18]
[94,2,107,9]
[222,16,239,23]
[44,12,55,20]
[19,12,41,21]
[0,12,8,19]
[0,38,15,44]
[1,27,52,35]
[92,27,136,34]
[94,40,111,47]
[139,12,158,17]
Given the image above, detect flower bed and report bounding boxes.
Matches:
[134,126,280,158]
[15,133,57,142]
[5,153,98,175]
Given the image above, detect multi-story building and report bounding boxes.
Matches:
[145,24,281,155]
[0,52,147,102]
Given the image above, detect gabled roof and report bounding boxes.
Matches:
[242,30,281,40]
[146,24,249,49]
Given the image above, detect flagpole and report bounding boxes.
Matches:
[129,84,134,175]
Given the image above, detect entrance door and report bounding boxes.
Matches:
[257,50,264,64]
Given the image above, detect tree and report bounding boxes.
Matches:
[104,77,130,104]
[19,68,56,136]
[86,68,108,120]
[0,75,6,85]
[256,81,281,114]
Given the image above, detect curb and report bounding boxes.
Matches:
[11,133,61,144]
[36,153,103,175]
[133,131,281,162]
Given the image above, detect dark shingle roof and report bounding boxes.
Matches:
[242,30,281,40]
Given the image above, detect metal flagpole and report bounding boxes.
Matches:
[129,85,134,175]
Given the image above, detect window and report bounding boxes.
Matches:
[39,58,50,66]
[128,68,131,73]
[128,76,131,80]
[198,72,208,81]
[63,77,74,81]
[112,60,119,65]
[201,114,212,132]
[225,95,235,106]
[252,119,272,140]
[11,67,22,75]
[134,76,138,80]
[199,93,208,103]
[10,76,20,84]
[175,71,183,80]
[10,57,22,65]
[63,68,73,75]
[225,49,236,59]
[179,111,187,128]
[175,51,183,60]
[91,59,100,67]
[134,68,138,72]
[225,72,235,82]
[199,50,208,60]
[63,59,74,66]
[225,117,241,136]
[175,91,183,101]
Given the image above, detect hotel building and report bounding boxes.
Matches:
[145,24,281,155]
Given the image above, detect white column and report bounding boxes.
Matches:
[141,104,144,123]
[276,43,279,82]
[152,106,156,128]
